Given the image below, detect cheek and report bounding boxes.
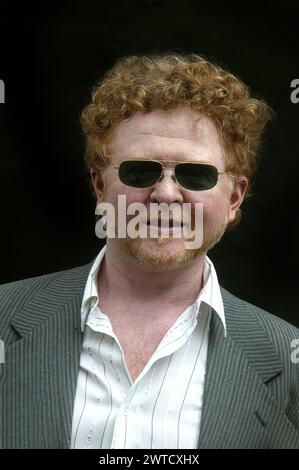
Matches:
[123,189,151,206]
[105,184,151,221]
[201,193,230,225]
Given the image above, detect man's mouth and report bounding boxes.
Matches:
[146,219,184,235]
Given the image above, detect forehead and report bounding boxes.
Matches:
[108,106,226,166]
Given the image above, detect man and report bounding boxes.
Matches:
[0,53,298,449]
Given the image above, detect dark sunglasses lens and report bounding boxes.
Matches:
[175,163,218,190]
[119,160,162,188]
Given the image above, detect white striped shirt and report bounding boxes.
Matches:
[71,245,226,449]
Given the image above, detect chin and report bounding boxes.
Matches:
[117,236,204,269]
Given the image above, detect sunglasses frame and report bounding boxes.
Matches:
[112,158,224,191]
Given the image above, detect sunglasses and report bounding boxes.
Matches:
[113,159,223,191]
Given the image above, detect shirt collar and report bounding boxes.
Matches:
[196,255,226,336]
[80,244,226,336]
[80,244,107,331]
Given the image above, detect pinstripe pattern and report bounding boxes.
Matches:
[71,301,211,449]
[199,292,299,448]
[124,381,140,448]
[177,311,210,448]
[98,335,113,447]
[0,264,90,449]
[73,370,88,446]
[71,249,218,449]
[150,355,172,449]
[0,262,299,448]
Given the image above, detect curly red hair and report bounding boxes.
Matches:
[81,53,273,213]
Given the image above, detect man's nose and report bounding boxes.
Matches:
[149,169,184,204]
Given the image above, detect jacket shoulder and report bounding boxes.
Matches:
[0,263,92,344]
[221,286,299,368]
[221,287,299,432]
[221,286,299,336]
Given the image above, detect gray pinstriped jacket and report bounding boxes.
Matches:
[0,261,298,449]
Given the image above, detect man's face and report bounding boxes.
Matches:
[91,106,247,270]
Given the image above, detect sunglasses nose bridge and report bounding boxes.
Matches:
[157,167,185,195]
[171,172,179,186]
[149,166,184,204]
[157,166,177,184]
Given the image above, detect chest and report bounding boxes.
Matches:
[115,327,167,382]
[74,321,209,449]
[97,297,193,382]
[98,308,168,372]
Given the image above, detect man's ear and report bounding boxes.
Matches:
[228,176,248,224]
[90,168,106,202]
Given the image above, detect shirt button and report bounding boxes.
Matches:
[123,405,130,417]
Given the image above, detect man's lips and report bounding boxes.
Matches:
[144,219,190,236]
[147,219,183,228]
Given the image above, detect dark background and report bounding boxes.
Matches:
[0,0,298,327]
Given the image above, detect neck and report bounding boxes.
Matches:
[97,242,205,307]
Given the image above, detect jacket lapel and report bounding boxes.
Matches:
[5,263,92,448]
[198,288,298,448]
